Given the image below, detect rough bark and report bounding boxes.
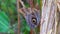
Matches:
[56,0,60,34]
[40,0,57,34]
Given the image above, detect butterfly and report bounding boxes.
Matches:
[18,0,41,29]
[25,8,40,29]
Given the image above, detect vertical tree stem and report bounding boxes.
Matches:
[40,0,57,34]
[17,0,20,34]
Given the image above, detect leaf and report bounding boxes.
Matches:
[12,0,16,4]
[20,14,30,33]
[1,2,8,11]
[0,11,10,32]
[25,26,30,31]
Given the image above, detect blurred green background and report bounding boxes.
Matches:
[0,0,41,34]
[0,0,17,34]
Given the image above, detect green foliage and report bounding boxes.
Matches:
[0,11,10,32]
[0,0,17,33]
[20,14,30,34]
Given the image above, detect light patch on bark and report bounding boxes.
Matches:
[40,0,57,34]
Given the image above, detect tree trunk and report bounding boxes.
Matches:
[40,0,57,34]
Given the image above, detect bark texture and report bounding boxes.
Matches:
[40,0,57,34]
